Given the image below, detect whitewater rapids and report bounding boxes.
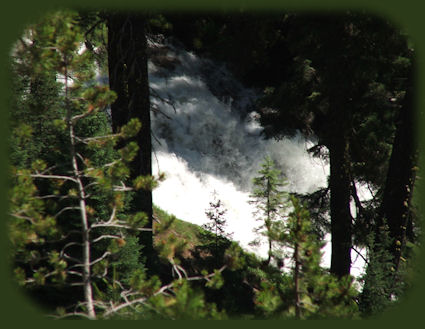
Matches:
[147,39,366,277]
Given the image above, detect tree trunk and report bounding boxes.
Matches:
[379,78,417,271]
[294,211,302,319]
[107,13,155,271]
[65,67,96,319]
[328,127,352,278]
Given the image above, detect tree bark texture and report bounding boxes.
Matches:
[380,77,417,271]
[328,115,353,278]
[107,13,154,269]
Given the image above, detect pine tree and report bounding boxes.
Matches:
[249,156,288,265]
[249,160,358,319]
[252,195,359,319]
[201,193,233,267]
[9,10,230,320]
[359,223,396,317]
[285,196,358,319]
[9,11,152,318]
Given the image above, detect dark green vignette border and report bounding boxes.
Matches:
[0,0,424,327]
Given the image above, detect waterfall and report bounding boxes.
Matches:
[148,39,366,276]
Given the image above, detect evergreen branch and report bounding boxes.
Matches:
[103,265,227,318]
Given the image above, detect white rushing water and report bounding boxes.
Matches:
[147,39,366,276]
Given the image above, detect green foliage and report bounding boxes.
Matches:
[119,118,142,139]
[9,10,415,320]
[8,10,162,318]
[287,198,359,319]
[358,223,403,318]
[223,243,245,271]
[144,280,226,320]
[198,194,233,267]
[249,156,288,264]
[249,159,359,319]
[133,175,159,191]
[254,281,283,316]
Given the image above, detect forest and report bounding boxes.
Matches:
[7,9,421,320]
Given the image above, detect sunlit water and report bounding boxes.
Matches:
[148,39,366,277]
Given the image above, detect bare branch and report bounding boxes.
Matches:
[186,265,227,282]
[150,87,176,113]
[10,212,35,224]
[172,264,183,279]
[103,265,227,318]
[350,180,364,218]
[151,131,163,146]
[351,246,368,265]
[68,251,111,268]
[54,206,81,219]
[112,182,133,192]
[78,133,120,144]
[109,206,117,223]
[90,222,152,232]
[71,109,97,124]
[29,173,78,183]
[169,258,188,279]
[90,251,111,266]
[62,252,81,264]
[151,103,172,120]
[38,165,57,175]
[45,230,81,244]
[69,282,85,287]
[34,194,73,201]
[61,241,83,253]
[76,152,86,165]
[66,270,83,277]
[103,282,174,317]
[51,312,93,320]
[92,234,122,243]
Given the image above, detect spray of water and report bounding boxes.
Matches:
[148,39,366,276]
